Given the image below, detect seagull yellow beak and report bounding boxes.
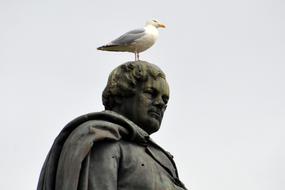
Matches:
[158,23,166,28]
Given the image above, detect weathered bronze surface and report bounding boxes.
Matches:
[37,61,187,190]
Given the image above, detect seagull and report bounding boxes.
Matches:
[97,20,166,61]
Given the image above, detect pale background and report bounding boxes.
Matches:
[0,0,284,190]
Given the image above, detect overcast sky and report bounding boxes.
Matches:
[0,0,284,190]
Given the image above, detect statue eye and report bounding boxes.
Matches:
[144,88,156,98]
[162,96,169,104]
[144,89,153,95]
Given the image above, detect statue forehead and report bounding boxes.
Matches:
[140,77,170,95]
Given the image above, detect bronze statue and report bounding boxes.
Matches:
[37,61,187,190]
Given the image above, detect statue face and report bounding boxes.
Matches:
[118,77,169,134]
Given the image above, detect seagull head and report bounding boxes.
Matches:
[145,19,166,29]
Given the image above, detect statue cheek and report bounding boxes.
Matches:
[140,95,152,104]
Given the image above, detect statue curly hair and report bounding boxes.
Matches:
[102,61,166,110]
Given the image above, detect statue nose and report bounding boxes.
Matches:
[153,96,166,109]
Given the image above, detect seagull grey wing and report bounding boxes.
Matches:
[111,29,146,45]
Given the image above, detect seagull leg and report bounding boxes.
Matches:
[135,52,139,61]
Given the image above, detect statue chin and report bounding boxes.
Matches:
[138,116,162,135]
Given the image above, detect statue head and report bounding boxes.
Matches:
[102,61,170,134]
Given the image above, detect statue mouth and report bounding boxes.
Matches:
[148,110,162,121]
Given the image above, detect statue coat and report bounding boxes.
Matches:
[37,111,187,190]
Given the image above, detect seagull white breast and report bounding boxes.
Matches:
[132,25,159,53]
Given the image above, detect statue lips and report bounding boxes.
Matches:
[148,109,163,122]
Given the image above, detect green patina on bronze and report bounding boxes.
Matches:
[37,61,187,190]
[102,60,168,110]
[102,61,170,134]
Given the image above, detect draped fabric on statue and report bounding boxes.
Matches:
[37,111,149,190]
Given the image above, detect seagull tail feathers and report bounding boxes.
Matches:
[97,44,122,52]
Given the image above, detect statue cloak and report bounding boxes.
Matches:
[37,110,186,190]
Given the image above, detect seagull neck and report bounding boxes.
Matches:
[145,25,159,34]
[145,24,157,29]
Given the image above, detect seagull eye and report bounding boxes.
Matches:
[152,20,158,23]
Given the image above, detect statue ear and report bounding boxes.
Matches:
[114,96,122,104]
[112,96,123,109]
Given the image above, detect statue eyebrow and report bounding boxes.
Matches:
[143,87,169,99]
[143,87,158,94]
[144,87,155,91]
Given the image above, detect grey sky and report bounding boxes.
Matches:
[0,0,284,190]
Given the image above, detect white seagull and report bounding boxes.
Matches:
[97,20,166,61]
